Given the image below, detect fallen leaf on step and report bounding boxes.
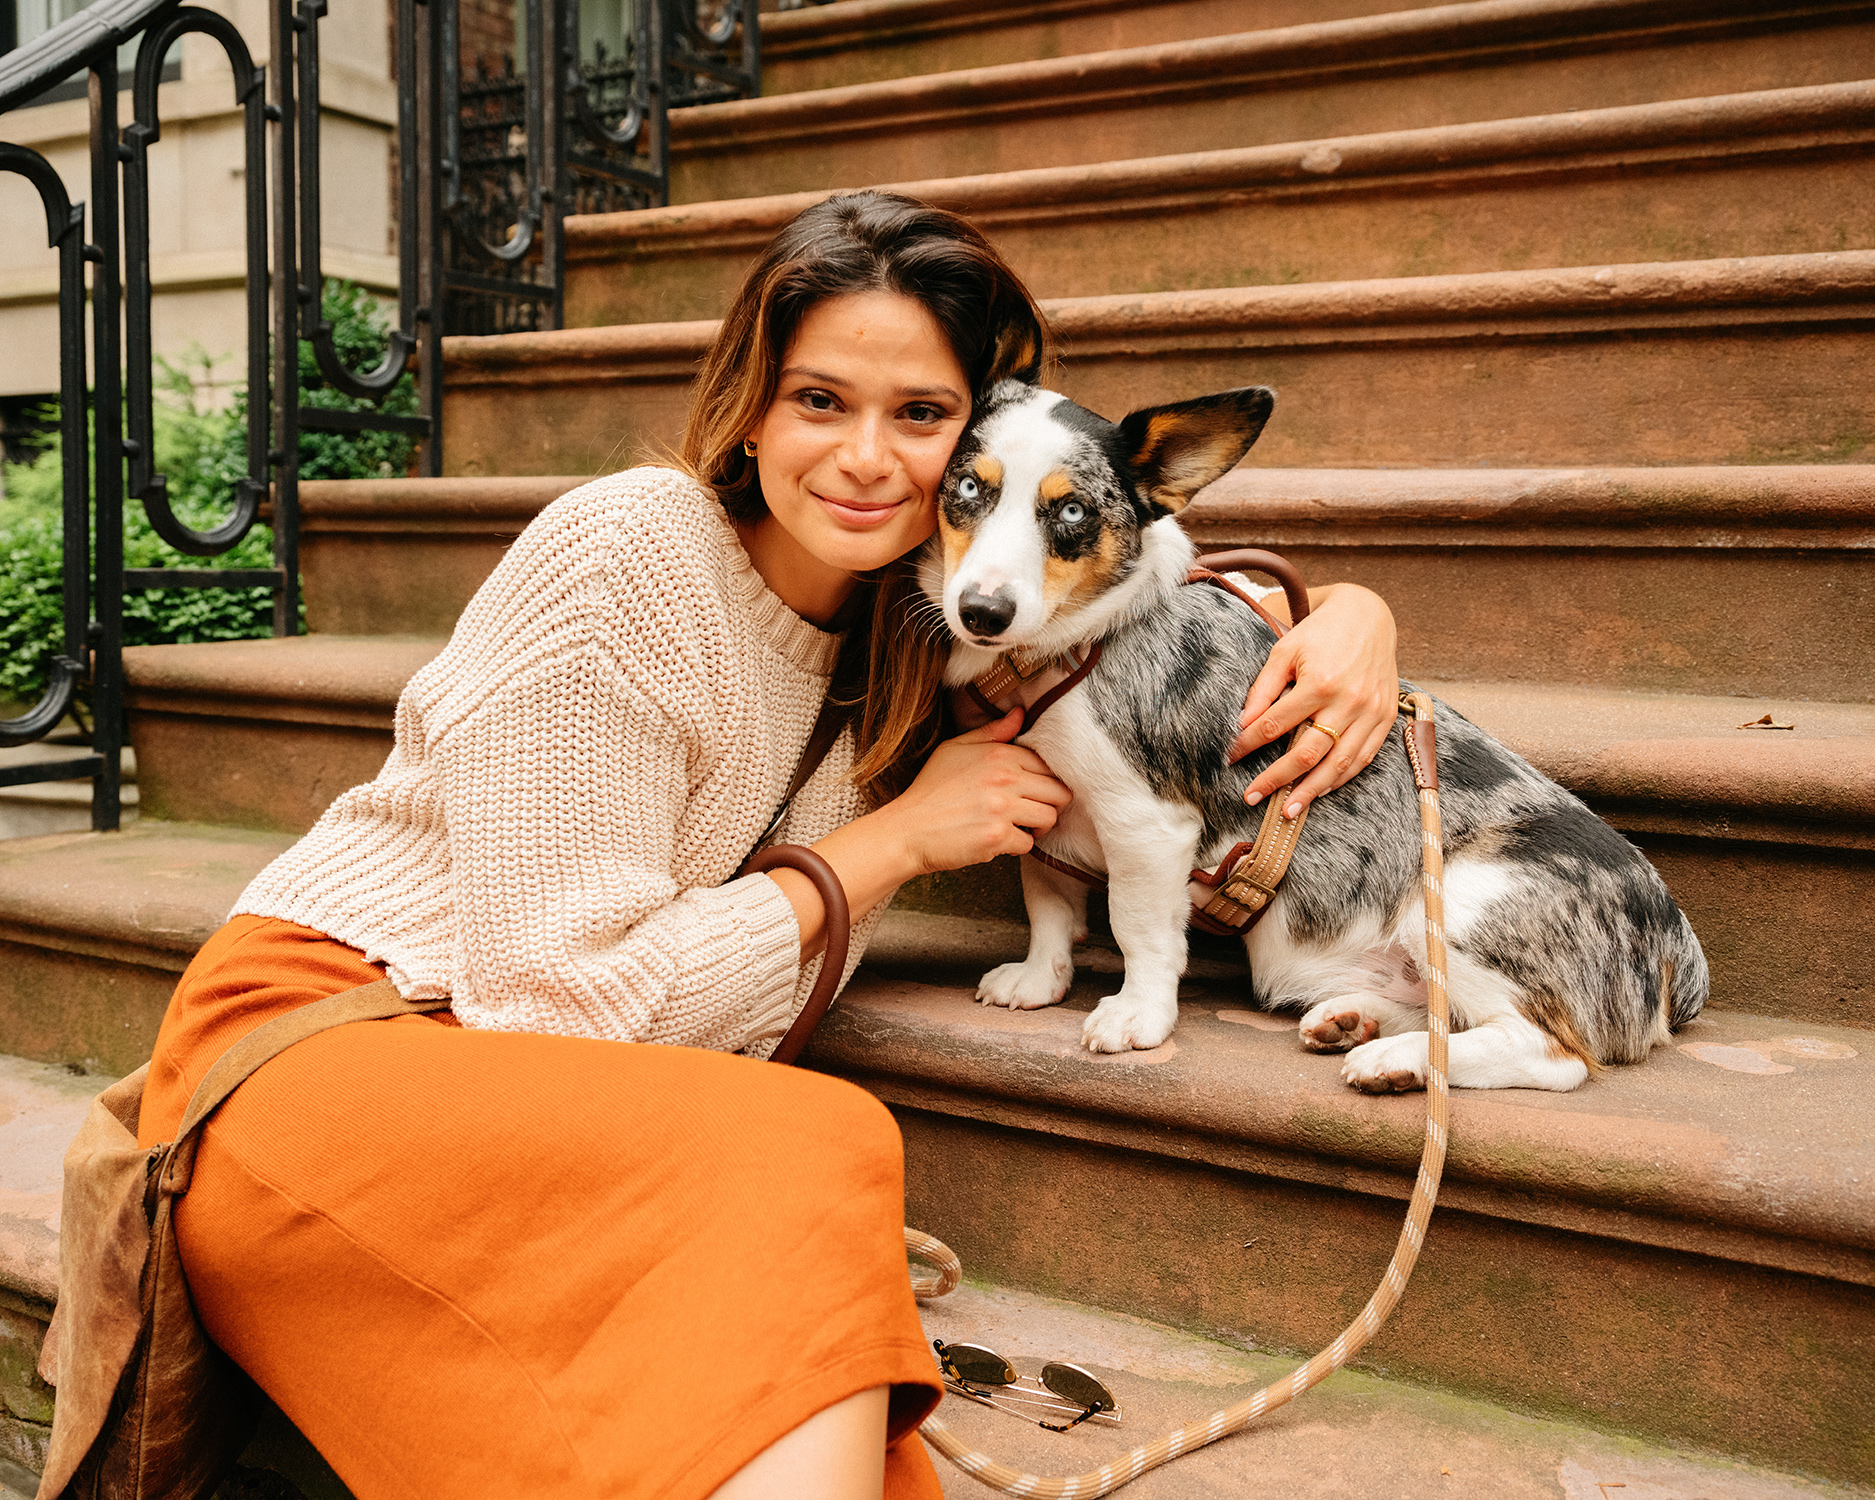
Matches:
[1736,714,1795,730]
[1441,1468,1452,1476]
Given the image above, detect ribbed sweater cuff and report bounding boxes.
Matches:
[715,871,805,1047]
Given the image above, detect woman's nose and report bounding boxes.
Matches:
[838,414,894,483]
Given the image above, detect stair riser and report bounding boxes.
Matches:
[444,318,1875,474]
[1220,544,1875,703]
[573,145,1875,328]
[672,19,1875,202]
[0,936,174,1078]
[760,0,1426,94]
[892,831,1874,1030]
[877,1104,1874,1483]
[301,530,523,637]
[128,714,394,834]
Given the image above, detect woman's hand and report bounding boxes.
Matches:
[875,708,1073,875]
[1228,583,1399,819]
[776,709,1072,954]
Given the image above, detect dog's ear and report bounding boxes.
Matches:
[1117,387,1275,516]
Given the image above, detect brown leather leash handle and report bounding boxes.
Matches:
[1194,548,1311,626]
[743,844,851,1066]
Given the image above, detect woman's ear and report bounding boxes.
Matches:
[1117,387,1275,515]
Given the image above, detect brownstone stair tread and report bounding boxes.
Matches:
[0,821,294,968]
[1187,464,1875,548]
[122,634,445,720]
[299,465,1875,547]
[757,0,1310,95]
[0,1050,108,1305]
[821,910,1875,1285]
[568,79,1875,321]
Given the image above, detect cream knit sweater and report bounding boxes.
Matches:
[234,467,886,1057]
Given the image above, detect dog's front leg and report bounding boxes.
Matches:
[977,853,1089,1010]
[1082,803,1204,1053]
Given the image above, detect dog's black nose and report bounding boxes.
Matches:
[958,586,1017,639]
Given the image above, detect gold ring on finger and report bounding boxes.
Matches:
[1302,718,1343,748]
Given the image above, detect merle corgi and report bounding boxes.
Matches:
[921,380,1707,1092]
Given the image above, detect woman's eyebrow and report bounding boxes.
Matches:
[779,365,849,387]
[899,383,966,404]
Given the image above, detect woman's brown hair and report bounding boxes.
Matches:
[681,191,1054,804]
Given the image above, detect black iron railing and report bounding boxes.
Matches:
[0,0,763,830]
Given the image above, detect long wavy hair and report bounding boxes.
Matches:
[681,191,1053,804]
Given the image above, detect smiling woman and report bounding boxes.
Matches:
[111,188,1398,1500]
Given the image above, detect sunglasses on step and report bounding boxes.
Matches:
[933,1339,1121,1431]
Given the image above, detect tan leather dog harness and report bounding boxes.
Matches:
[952,549,1317,937]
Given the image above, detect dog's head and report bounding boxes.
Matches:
[930,382,1274,649]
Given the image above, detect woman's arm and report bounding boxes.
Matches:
[1227,582,1400,818]
[764,708,1071,955]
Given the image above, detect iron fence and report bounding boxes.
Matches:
[0,0,763,829]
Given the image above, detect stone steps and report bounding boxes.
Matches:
[8,888,1865,1482]
[442,250,1875,476]
[300,467,1875,701]
[94,648,1875,1026]
[6,1015,1865,1496]
[569,81,1875,326]
[809,909,1875,1484]
[757,0,1433,95]
[670,0,1875,202]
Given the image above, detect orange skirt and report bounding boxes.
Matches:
[140,915,944,1500]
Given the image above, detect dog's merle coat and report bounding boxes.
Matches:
[923,380,1707,1092]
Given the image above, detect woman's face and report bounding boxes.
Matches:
[747,290,971,609]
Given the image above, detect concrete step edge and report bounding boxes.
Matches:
[569,79,1875,264]
[671,0,1868,148]
[443,248,1875,384]
[816,911,1875,1286]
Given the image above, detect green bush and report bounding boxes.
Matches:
[0,280,416,709]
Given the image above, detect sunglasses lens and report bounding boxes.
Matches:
[939,1342,1017,1387]
[1040,1361,1113,1411]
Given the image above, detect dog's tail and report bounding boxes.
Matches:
[1661,912,1709,1032]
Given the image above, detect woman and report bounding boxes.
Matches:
[136,192,1399,1498]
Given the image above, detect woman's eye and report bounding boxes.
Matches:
[798,389,838,412]
[1059,501,1087,525]
[957,477,980,500]
[904,403,944,425]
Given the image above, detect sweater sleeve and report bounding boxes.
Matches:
[435,639,807,1051]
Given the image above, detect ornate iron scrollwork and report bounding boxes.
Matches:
[122,8,270,556]
[0,143,91,748]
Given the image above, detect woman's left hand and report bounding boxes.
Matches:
[1227,583,1400,818]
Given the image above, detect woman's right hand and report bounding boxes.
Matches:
[882,707,1074,876]
[781,709,1072,955]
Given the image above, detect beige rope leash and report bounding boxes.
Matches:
[910,692,1451,1496]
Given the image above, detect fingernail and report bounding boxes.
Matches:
[1285,801,1303,819]
[1245,790,1263,806]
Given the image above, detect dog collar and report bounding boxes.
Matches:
[953,642,1104,736]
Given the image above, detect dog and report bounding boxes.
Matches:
[921,380,1708,1092]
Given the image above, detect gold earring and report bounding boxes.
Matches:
[743,438,757,457]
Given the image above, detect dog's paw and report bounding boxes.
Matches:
[977,958,1071,1011]
[1298,998,1382,1053]
[1342,1033,1428,1094]
[1081,992,1176,1053]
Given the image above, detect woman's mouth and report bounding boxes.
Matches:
[816,492,906,527]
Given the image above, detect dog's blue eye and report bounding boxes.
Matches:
[1059,502,1086,525]
[958,477,980,500]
